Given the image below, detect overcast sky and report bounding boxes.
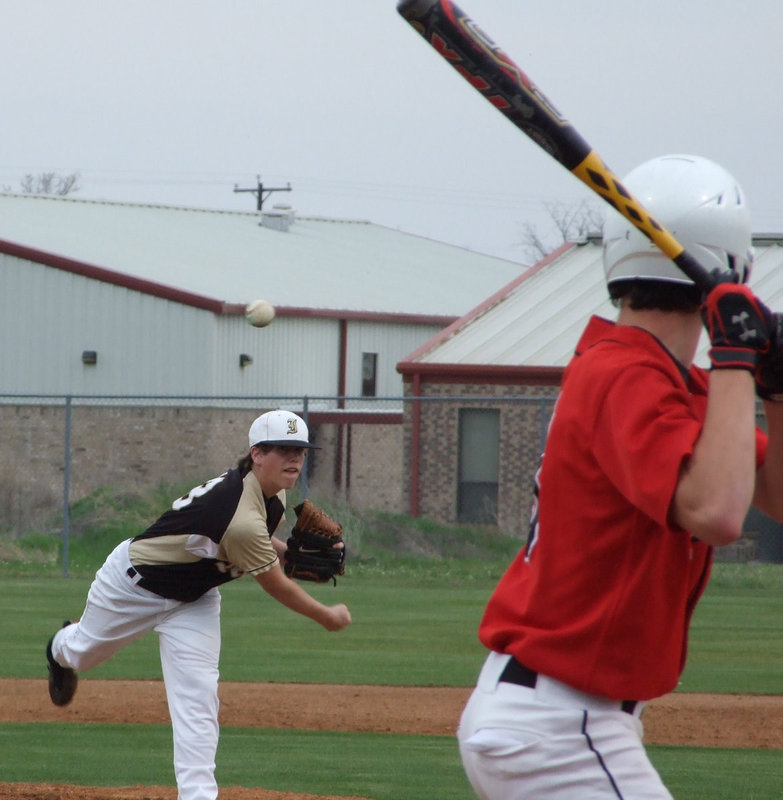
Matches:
[2,0,781,265]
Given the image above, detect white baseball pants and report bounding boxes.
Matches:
[458,651,673,800]
[50,539,222,800]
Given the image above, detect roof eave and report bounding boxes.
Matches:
[0,237,457,325]
[397,362,564,386]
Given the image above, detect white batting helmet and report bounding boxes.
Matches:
[602,154,753,288]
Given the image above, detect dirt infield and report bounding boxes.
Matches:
[2,678,782,800]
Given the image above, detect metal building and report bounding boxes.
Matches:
[0,193,527,400]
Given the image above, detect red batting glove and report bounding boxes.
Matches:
[700,283,773,371]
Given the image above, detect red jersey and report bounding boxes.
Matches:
[480,317,767,701]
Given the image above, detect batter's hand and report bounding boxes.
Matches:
[756,314,783,401]
[701,283,774,371]
[322,603,351,632]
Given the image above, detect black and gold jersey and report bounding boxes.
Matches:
[128,468,284,602]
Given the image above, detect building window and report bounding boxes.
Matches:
[457,408,499,525]
[361,352,378,397]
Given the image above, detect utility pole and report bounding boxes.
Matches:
[233,175,292,211]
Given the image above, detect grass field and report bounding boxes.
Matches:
[2,489,783,797]
[1,723,782,800]
[5,564,783,692]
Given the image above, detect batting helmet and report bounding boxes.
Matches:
[602,154,753,288]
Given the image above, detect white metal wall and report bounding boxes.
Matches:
[344,320,443,398]
[215,314,342,398]
[1,254,214,395]
[1,253,444,400]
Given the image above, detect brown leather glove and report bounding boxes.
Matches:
[284,500,346,584]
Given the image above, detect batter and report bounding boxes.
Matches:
[457,155,783,799]
[46,409,351,800]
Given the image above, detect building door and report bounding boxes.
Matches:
[457,408,499,524]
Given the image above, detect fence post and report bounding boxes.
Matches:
[301,395,309,498]
[62,395,72,578]
[539,398,550,454]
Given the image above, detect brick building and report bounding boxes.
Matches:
[398,235,783,538]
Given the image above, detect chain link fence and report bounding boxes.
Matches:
[0,393,556,570]
[1,393,777,573]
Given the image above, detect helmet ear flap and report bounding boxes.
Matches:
[726,255,744,284]
[725,247,754,285]
[740,248,755,284]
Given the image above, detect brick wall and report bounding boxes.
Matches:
[1,393,551,536]
[0,404,405,535]
[306,420,404,512]
[402,384,558,535]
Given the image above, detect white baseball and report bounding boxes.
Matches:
[245,299,276,328]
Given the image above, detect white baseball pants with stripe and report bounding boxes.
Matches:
[457,651,673,800]
[50,539,222,800]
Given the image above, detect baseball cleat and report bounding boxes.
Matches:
[46,620,78,706]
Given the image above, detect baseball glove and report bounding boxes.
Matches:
[284,499,346,584]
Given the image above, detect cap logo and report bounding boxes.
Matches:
[287,418,298,436]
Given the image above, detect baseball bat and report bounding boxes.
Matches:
[396,0,719,292]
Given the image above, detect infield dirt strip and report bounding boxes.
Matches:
[2,678,782,800]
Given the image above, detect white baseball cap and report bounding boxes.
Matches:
[248,410,319,449]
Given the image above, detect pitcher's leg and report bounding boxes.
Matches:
[157,589,222,800]
[50,540,166,673]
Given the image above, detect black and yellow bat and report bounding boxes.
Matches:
[396,0,720,292]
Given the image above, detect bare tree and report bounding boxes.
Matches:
[519,199,604,264]
[14,171,81,196]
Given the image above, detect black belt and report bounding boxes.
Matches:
[499,656,640,716]
[499,655,538,688]
[127,566,138,578]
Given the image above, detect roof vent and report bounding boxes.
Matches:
[260,205,296,232]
